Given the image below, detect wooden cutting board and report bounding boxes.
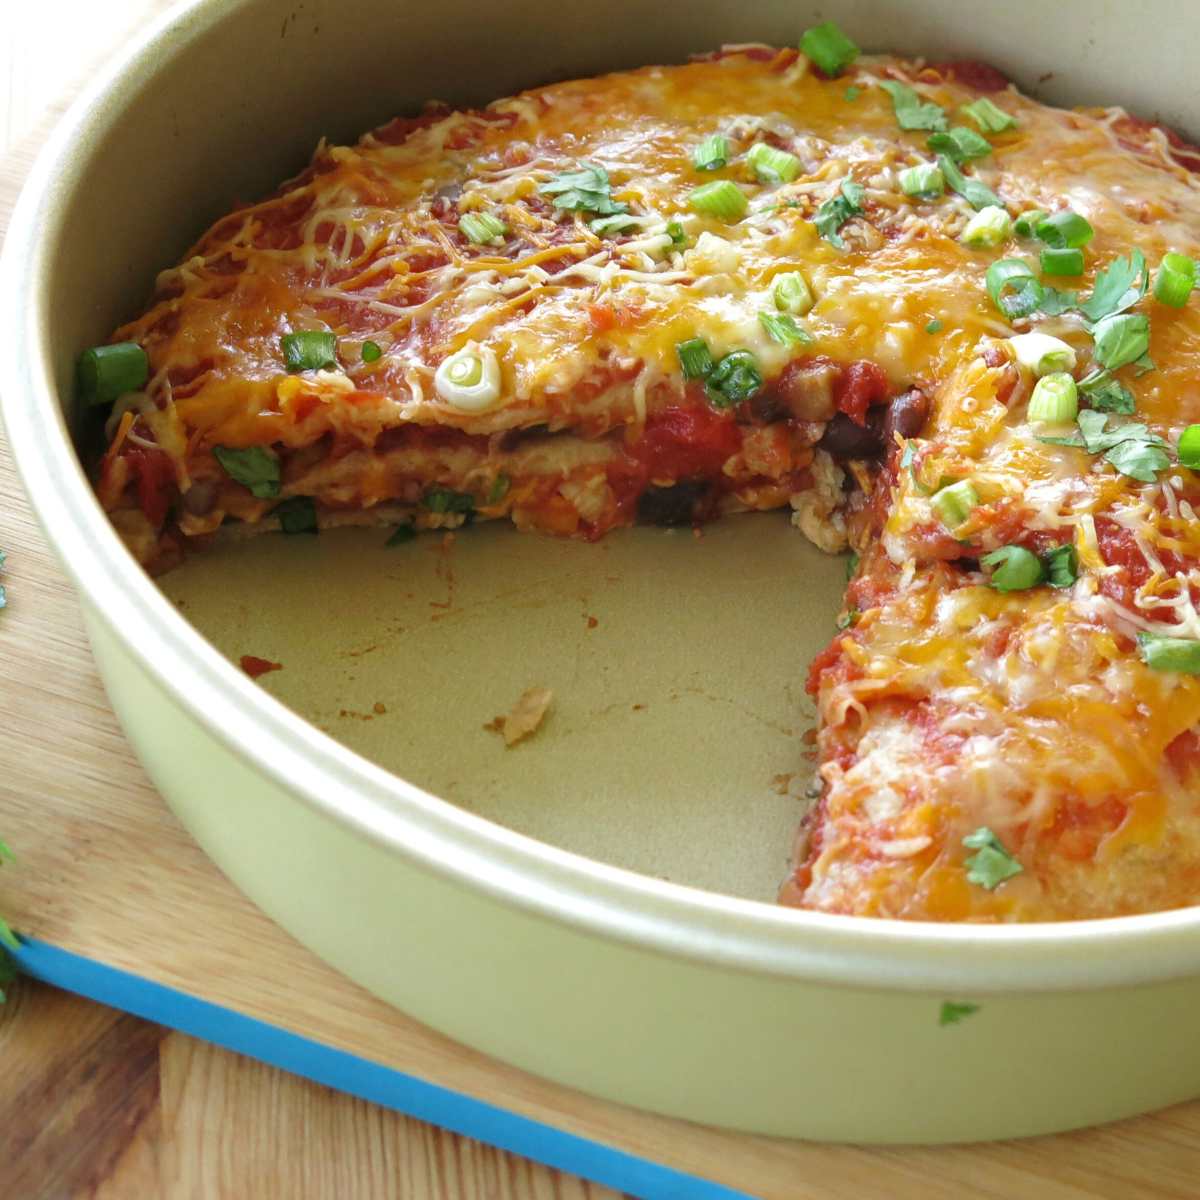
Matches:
[4,6,1200,1198]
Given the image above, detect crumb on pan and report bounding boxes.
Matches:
[485,686,554,747]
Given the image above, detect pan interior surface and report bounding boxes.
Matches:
[159,514,843,900]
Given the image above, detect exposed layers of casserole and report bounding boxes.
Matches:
[90,37,1200,921]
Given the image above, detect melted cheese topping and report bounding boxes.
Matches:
[95,45,1200,921]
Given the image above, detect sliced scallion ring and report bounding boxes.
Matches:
[1137,632,1200,675]
[1008,332,1076,376]
[1178,424,1200,469]
[1013,210,1046,239]
[931,479,979,529]
[1027,372,1079,424]
[676,337,715,380]
[1040,247,1084,276]
[986,259,1044,319]
[1035,210,1094,249]
[434,342,502,412]
[693,134,729,172]
[773,270,815,315]
[77,341,150,407]
[687,180,749,222]
[747,142,801,184]
[1154,252,1196,307]
[961,97,1017,133]
[960,205,1013,249]
[800,20,860,77]
[899,161,944,199]
[458,212,508,245]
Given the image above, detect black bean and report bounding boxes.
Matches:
[883,388,930,442]
[637,480,710,526]
[818,413,885,460]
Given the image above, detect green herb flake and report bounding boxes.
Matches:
[273,496,318,535]
[1092,313,1151,371]
[925,319,944,334]
[385,523,416,546]
[423,487,476,515]
[1043,543,1079,589]
[961,97,1017,133]
[1078,250,1149,323]
[759,312,815,347]
[845,550,860,580]
[939,1000,981,1027]
[844,86,861,102]
[880,81,948,132]
[705,350,763,408]
[1038,410,1170,482]
[361,340,382,364]
[213,445,281,500]
[962,826,1023,889]
[800,21,860,78]
[937,153,1002,211]
[538,161,628,216]
[1138,632,1200,675]
[814,178,866,249]
[927,125,992,163]
[487,473,511,505]
[835,608,861,630]
[1079,370,1136,415]
[1038,287,1079,317]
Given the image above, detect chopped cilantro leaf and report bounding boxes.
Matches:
[213,446,281,500]
[1038,287,1079,317]
[963,826,1023,889]
[880,81,949,131]
[1040,411,1169,482]
[814,178,865,248]
[1104,437,1170,482]
[1080,370,1136,414]
[927,126,992,163]
[539,162,628,216]
[939,1001,981,1026]
[925,319,944,334]
[1092,313,1151,371]
[1043,543,1079,588]
[937,154,1002,211]
[1078,249,1148,323]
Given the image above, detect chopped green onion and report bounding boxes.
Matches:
[1040,247,1084,276]
[666,218,688,247]
[458,212,507,245]
[927,126,992,163]
[1043,543,1078,588]
[77,342,150,407]
[1035,211,1094,250]
[693,134,728,172]
[590,213,640,236]
[434,343,502,412]
[925,319,944,334]
[274,496,318,535]
[962,827,1023,889]
[539,162,627,215]
[835,608,860,630]
[939,1001,980,1027]
[747,142,801,184]
[773,270,815,315]
[1179,424,1200,469]
[213,445,281,500]
[899,161,945,199]
[705,350,763,408]
[1137,632,1200,675]
[1092,313,1151,370]
[961,97,1017,133]
[800,20,860,77]
[1013,209,1046,239]
[814,178,865,248]
[688,180,748,222]
[1027,373,1079,423]
[385,523,416,546]
[960,205,1013,249]
[986,259,1044,319]
[282,331,337,373]
[845,550,860,580]
[844,86,861,102]
[937,153,1002,211]
[361,340,382,364]
[880,81,948,132]
[423,487,475,515]
[1009,332,1076,376]
[676,337,715,380]
[931,479,979,529]
[1154,252,1196,307]
[981,544,1045,592]
[487,473,511,504]
[759,312,814,346]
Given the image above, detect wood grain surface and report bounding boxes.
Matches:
[4,4,1200,1198]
